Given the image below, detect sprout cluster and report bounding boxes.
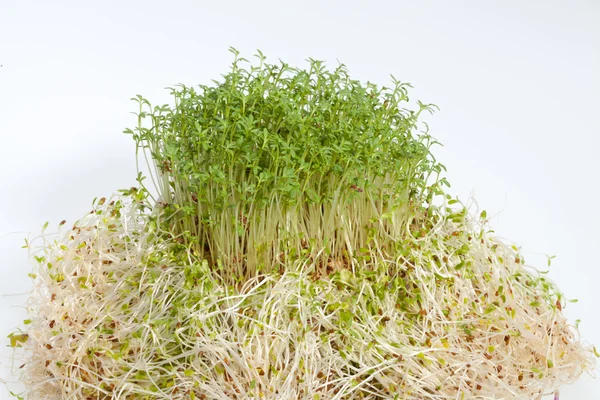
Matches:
[7,49,596,399]
[127,48,447,284]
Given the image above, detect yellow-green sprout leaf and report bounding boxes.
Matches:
[10,334,29,348]
[339,310,353,327]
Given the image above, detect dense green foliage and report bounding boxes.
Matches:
[127,48,449,283]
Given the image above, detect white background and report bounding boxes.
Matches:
[1,1,598,398]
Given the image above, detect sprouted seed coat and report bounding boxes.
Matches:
[8,49,597,399]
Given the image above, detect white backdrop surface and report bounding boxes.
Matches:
[0,1,598,398]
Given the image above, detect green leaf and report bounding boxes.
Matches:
[339,310,353,327]
[10,334,28,348]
